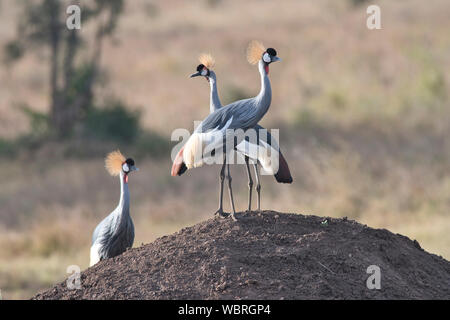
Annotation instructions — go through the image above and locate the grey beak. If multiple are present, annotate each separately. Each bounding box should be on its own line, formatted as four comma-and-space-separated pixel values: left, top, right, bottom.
190, 72, 201, 78
272, 56, 281, 62
131, 165, 139, 172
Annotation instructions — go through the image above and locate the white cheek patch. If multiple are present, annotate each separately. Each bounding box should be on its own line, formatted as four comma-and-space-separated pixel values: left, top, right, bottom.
122, 163, 129, 172
201, 68, 208, 76
263, 52, 271, 63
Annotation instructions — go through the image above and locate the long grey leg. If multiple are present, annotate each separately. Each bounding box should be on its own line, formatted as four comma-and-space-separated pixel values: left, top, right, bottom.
253, 163, 261, 211
215, 162, 227, 218
245, 156, 253, 212
226, 164, 237, 221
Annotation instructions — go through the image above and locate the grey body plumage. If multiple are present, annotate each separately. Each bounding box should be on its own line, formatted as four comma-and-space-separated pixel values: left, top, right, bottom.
91, 173, 134, 261
195, 61, 272, 134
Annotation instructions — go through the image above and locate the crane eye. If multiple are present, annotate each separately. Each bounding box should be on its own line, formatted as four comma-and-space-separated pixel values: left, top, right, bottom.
122, 163, 129, 173
262, 52, 271, 63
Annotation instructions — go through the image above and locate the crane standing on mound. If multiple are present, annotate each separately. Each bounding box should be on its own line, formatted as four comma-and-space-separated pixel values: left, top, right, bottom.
190, 52, 292, 212
171, 40, 287, 220
90, 150, 139, 266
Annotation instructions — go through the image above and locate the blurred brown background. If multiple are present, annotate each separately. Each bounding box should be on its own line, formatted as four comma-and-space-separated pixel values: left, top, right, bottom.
0, 0, 449, 299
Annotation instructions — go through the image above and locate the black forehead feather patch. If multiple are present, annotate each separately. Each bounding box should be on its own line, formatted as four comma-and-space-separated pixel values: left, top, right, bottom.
126, 158, 135, 166
267, 48, 277, 56
196, 64, 205, 72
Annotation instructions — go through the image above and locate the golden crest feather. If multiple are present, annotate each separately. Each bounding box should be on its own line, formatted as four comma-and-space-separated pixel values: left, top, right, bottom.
198, 53, 215, 69
247, 40, 266, 65
105, 150, 126, 176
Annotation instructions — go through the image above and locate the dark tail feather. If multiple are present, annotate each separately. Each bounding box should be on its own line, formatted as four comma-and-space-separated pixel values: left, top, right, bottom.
177, 163, 187, 176
274, 152, 293, 183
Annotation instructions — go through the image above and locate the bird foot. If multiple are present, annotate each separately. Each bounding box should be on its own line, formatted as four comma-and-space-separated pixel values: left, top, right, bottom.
214, 209, 227, 219
229, 212, 237, 221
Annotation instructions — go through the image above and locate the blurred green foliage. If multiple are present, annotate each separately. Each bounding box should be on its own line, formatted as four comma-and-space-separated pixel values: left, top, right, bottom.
0, 139, 16, 156
349, 0, 370, 7
294, 109, 319, 129
206, 0, 222, 8
83, 102, 140, 142
135, 131, 171, 159
3, 40, 24, 63
223, 85, 250, 105
20, 105, 50, 138
0, 100, 170, 159
144, 2, 159, 18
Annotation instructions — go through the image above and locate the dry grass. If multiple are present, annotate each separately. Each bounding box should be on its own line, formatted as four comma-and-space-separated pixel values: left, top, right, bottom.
0, 0, 450, 299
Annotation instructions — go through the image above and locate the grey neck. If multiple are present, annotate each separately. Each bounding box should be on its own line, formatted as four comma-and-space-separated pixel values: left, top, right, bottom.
208, 71, 222, 113
117, 171, 130, 218
254, 60, 272, 119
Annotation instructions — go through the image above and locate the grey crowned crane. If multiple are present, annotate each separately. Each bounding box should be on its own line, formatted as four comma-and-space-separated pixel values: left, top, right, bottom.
189, 52, 292, 212
171, 41, 289, 220
90, 150, 138, 266
188, 54, 236, 215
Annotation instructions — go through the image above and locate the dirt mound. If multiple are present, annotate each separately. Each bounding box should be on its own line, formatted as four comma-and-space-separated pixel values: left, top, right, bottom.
34, 211, 450, 300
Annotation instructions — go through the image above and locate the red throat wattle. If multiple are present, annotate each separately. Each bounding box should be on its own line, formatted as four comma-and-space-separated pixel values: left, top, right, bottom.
124, 174, 128, 184
264, 64, 269, 75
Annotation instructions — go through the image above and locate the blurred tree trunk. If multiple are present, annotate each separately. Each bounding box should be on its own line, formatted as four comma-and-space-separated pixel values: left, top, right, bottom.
47, 0, 64, 136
